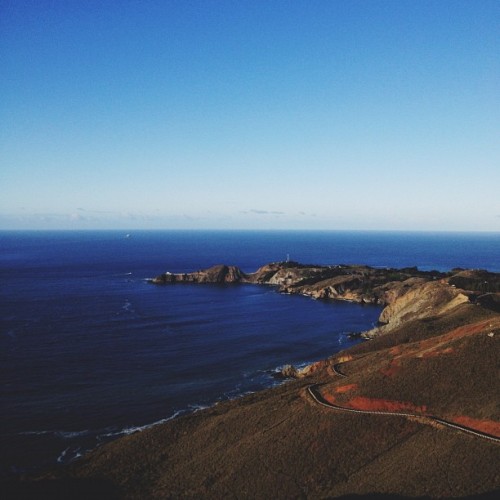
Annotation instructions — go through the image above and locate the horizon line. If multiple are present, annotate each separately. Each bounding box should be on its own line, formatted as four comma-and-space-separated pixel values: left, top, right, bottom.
1, 228, 499, 234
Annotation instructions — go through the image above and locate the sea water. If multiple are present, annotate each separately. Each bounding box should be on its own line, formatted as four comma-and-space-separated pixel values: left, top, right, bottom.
1, 230, 499, 474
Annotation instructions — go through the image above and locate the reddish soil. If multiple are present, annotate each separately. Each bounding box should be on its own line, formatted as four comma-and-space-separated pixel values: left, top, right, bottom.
322, 392, 337, 404
334, 383, 358, 394
419, 346, 454, 358
346, 396, 428, 414
452, 416, 500, 437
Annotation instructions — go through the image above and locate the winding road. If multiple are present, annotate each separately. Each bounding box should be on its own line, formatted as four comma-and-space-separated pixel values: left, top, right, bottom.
307, 383, 500, 444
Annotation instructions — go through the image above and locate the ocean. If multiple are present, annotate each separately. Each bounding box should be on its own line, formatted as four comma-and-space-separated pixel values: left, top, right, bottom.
1, 230, 499, 475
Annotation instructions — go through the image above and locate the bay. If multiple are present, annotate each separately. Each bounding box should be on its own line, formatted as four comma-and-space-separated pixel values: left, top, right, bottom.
1, 230, 499, 474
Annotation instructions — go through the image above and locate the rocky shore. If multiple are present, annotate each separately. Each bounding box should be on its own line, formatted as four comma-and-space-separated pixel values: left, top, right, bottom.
152, 261, 499, 338
6, 262, 500, 499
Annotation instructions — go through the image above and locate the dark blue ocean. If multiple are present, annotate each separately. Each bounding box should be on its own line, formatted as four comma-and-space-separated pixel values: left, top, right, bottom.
1, 230, 499, 475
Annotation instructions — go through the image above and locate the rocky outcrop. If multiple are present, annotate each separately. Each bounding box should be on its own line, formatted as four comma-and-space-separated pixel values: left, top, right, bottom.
152, 261, 446, 304
151, 262, 500, 341
277, 365, 299, 378
380, 280, 469, 325
359, 272, 500, 339
152, 262, 469, 337
151, 264, 247, 284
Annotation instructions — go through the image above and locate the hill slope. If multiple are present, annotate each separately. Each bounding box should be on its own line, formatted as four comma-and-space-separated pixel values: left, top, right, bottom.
7, 263, 500, 499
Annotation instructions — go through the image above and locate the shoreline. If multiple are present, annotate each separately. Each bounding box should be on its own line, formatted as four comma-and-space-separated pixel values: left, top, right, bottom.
27, 326, 369, 475
5, 261, 500, 498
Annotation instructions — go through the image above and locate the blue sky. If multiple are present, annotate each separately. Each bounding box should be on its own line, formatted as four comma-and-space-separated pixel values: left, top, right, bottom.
1, 0, 499, 231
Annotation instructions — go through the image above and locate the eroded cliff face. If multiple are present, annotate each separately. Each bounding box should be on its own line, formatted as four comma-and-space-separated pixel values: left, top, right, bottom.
363, 271, 500, 338
373, 280, 470, 332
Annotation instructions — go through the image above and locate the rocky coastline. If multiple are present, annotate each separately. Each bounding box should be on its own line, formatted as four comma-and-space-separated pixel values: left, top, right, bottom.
151, 261, 500, 340
6, 262, 500, 499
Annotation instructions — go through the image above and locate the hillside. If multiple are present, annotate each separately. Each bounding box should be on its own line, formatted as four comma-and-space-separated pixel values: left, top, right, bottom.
6, 263, 500, 499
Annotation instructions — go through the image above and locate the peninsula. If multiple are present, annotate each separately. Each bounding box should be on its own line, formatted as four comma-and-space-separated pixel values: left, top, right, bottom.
8, 262, 500, 499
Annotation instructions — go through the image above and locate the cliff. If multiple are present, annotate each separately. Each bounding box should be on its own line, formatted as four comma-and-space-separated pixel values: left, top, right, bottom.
152, 261, 447, 303
152, 262, 494, 339
8, 263, 500, 499
150, 264, 247, 284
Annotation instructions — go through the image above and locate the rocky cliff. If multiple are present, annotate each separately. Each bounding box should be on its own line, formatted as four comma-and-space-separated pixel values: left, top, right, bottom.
151, 264, 247, 284
152, 261, 446, 301
152, 262, 496, 339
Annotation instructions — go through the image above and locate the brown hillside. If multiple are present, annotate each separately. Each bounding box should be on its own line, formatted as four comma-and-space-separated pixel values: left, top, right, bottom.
6, 264, 500, 499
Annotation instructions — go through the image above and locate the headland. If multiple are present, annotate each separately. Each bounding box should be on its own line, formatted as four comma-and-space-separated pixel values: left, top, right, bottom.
6, 262, 500, 499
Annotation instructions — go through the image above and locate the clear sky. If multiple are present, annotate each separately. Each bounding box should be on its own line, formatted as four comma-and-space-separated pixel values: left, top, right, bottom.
1, 0, 499, 231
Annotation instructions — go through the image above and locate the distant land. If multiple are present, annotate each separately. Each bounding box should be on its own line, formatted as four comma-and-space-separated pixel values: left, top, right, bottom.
6, 262, 500, 499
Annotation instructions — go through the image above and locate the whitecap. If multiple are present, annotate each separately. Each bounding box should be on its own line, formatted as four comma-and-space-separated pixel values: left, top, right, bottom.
57, 447, 70, 463
99, 410, 185, 439
219, 384, 262, 401
20, 430, 54, 436
55, 430, 91, 439
188, 403, 209, 412
57, 446, 83, 464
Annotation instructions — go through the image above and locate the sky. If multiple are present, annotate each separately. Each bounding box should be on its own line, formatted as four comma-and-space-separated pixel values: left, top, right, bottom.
1, 0, 499, 231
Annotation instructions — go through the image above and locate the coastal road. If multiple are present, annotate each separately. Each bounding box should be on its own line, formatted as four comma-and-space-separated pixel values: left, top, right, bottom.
307, 383, 500, 444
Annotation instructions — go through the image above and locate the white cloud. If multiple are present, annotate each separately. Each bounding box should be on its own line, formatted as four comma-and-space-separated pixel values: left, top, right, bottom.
247, 209, 285, 215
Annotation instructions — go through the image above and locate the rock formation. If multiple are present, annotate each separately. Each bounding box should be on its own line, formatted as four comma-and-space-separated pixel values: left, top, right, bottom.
152, 262, 496, 339
151, 264, 247, 284
151, 261, 447, 303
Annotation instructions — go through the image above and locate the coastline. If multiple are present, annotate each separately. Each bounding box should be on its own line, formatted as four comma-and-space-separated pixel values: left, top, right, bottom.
6, 261, 499, 498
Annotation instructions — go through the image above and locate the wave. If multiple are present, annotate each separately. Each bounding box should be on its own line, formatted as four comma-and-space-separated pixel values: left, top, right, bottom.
18, 385, 279, 469
188, 403, 210, 412
55, 430, 91, 439
221, 389, 256, 401
57, 447, 70, 463
99, 410, 186, 439
269, 360, 312, 375
19, 430, 54, 436
97, 402, 218, 442
57, 446, 83, 464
